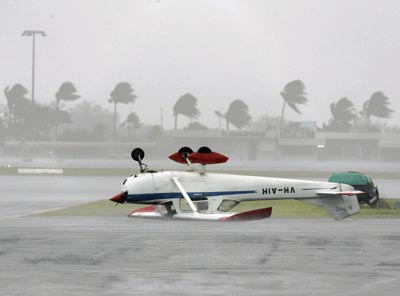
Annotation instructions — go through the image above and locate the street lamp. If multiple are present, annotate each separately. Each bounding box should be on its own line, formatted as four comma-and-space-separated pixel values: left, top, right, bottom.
22, 30, 46, 103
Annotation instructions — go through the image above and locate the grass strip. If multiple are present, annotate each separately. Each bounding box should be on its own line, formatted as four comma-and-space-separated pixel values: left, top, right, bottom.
36, 199, 400, 219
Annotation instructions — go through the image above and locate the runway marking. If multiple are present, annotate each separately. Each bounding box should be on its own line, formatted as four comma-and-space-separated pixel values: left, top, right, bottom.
17, 168, 64, 175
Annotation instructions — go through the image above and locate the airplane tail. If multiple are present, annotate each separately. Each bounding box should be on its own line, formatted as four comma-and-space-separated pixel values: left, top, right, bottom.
298, 194, 360, 220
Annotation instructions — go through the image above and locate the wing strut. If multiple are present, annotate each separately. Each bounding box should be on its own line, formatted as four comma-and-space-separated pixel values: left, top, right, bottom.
171, 177, 198, 214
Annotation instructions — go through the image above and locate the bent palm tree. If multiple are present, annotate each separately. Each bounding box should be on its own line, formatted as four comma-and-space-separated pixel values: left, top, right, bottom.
173, 93, 200, 130
225, 99, 252, 130
4, 84, 29, 124
329, 97, 357, 132
363, 91, 393, 129
109, 82, 137, 141
55, 82, 80, 141
280, 80, 307, 135
121, 112, 141, 129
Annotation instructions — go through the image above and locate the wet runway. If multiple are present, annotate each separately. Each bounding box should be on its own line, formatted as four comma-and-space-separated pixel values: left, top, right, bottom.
1, 175, 400, 295
0, 176, 121, 218
1, 217, 400, 295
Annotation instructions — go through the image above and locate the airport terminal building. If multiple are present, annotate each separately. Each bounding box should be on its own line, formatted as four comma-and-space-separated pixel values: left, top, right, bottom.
1, 129, 400, 162
169, 130, 400, 162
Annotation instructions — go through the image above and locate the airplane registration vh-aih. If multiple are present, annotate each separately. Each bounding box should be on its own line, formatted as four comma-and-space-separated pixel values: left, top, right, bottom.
110, 147, 363, 221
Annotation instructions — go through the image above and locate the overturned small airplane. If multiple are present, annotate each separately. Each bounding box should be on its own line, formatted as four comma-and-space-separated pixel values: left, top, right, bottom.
110, 147, 363, 221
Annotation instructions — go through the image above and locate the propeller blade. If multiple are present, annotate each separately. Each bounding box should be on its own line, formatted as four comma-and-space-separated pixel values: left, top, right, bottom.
109, 192, 127, 204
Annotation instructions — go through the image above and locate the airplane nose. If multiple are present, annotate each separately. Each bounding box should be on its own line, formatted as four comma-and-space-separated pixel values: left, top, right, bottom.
110, 191, 127, 204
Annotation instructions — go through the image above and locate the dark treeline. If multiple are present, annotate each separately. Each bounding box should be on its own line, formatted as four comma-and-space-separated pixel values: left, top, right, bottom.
0, 79, 396, 143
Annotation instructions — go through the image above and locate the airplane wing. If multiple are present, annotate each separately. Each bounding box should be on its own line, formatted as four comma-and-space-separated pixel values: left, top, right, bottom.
128, 205, 272, 221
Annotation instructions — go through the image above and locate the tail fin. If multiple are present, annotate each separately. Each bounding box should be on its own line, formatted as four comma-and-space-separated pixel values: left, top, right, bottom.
299, 194, 360, 220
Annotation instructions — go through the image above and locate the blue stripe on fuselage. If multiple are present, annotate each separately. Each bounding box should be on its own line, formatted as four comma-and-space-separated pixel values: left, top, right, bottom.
126, 190, 256, 203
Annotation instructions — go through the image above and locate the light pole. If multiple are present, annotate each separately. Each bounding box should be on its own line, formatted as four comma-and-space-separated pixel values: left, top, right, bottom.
22, 30, 46, 104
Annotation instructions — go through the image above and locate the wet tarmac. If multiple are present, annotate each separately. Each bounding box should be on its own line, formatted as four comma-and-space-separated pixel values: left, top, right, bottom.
0, 176, 121, 218
1, 174, 400, 295
2, 157, 400, 172
1, 217, 400, 296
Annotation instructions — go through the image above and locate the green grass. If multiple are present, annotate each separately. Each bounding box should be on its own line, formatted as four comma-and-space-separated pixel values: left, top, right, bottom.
233, 199, 400, 219
233, 200, 331, 218
36, 199, 400, 219
37, 200, 142, 217
357, 200, 400, 218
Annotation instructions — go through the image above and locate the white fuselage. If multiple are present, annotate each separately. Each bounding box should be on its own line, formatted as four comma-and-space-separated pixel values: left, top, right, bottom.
122, 171, 354, 204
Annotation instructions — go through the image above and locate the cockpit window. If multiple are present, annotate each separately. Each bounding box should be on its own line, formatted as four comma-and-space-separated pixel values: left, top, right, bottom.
122, 179, 127, 185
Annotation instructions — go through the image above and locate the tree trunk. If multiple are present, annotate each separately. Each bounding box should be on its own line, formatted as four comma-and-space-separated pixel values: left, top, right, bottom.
174, 114, 178, 130
280, 101, 286, 136
113, 102, 117, 142
55, 100, 59, 142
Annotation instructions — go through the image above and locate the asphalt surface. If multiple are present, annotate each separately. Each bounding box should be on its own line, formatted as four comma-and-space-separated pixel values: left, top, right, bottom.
1, 217, 400, 296
1, 174, 400, 295
2, 156, 400, 172
0, 176, 121, 218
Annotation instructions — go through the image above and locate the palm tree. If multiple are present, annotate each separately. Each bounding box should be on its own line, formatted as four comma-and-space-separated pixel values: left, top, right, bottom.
122, 112, 141, 129
362, 91, 393, 129
55, 82, 80, 141
329, 97, 357, 132
28, 103, 71, 139
121, 112, 141, 139
109, 82, 137, 141
4, 84, 72, 140
280, 80, 307, 135
225, 99, 252, 130
4, 84, 29, 124
172, 93, 200, 130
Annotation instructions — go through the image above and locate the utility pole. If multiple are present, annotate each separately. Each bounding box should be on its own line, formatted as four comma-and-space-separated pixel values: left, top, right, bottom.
160, 107, 164, 130
22, 30, 46, 103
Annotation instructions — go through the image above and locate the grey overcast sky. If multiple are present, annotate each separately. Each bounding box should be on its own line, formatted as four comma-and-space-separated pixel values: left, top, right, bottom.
1, 0, 400, 129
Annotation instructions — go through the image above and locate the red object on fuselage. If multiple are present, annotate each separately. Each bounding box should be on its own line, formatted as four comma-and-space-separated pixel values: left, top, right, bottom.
168, 151, 228, 165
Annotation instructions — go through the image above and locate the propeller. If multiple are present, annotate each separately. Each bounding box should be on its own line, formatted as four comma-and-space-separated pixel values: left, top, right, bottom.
110, 191, 127, 205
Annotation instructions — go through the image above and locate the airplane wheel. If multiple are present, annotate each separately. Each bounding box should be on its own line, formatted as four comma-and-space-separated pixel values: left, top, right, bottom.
178, 146, 193, 154
178, 146, 193, 158
197, 146, 212, 153
131, 148, 145, 162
